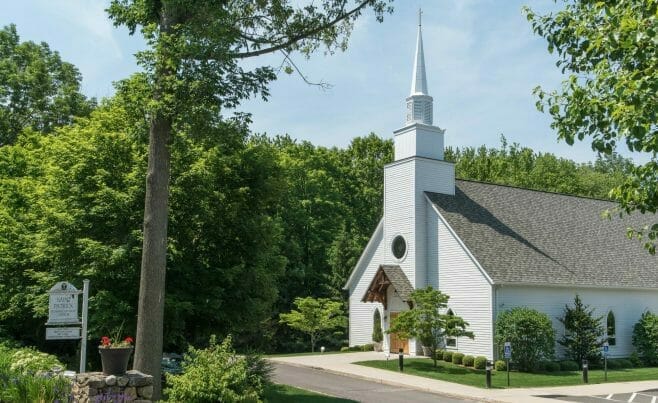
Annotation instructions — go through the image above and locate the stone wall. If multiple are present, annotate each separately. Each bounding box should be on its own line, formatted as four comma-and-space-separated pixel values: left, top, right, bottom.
72, 370, 153, 402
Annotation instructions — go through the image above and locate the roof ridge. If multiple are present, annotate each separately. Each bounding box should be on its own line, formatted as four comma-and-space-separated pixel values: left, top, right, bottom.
453, 178, 615, 203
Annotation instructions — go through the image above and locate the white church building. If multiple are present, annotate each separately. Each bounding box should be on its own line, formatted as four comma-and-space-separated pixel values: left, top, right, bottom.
344, 16, 658, 360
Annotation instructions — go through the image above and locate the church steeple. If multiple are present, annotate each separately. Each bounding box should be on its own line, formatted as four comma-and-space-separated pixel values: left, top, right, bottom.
411, 9, 428, 95
405, 9, 433, 126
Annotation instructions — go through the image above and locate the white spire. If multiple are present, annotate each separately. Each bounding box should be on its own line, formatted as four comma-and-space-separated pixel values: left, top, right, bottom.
411, 9, 428, 95
405, 8, 433, 126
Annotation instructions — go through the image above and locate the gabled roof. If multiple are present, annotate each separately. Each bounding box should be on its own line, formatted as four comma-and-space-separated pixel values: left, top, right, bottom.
427, 180, 658, 289
362, 265, 414, 309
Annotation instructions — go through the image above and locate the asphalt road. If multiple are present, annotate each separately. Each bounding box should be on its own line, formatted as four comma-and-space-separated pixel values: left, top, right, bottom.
542, 388, 658, 403
272, 362, 477, 403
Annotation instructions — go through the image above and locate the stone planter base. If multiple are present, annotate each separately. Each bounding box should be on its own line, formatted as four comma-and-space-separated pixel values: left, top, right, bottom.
72, 371, 153, 403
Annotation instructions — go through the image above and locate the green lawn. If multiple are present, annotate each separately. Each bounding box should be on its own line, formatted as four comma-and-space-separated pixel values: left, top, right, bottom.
356, 359, 658, 389
263, 384, 356, 402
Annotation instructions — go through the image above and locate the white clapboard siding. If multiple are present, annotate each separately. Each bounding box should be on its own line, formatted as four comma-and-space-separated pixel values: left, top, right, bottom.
428, 202, 494, 359
496, 285, 658, 359
348, 222, 385, 347
384, 160, 416, 286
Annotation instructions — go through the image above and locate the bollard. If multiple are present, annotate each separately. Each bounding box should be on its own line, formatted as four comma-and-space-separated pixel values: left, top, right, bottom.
485, 360, 493, 389
398, 348, 404, 372
582, 359, 588, 384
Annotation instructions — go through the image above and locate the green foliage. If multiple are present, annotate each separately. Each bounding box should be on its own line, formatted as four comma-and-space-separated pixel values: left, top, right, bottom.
495, 307, 555, 372
165, 335, 267, 403
0, 345, 71, 402
525, 1, 658, 254
494, 360, 507, 371
279, 297, 347, 353
445, 136, 629, 200
452, 352, 464, 365
630, 351, 643, 367
632, 311, 658, 366
558, 295, 604, 367
372, 309, 383, 343
462, 355, 474, 367
442, 351, 454, 362
387, 287, 473, 367
543, 361, 561, 372
474, 356, 487, 370
559, 361, 579, 372
9, 347, 63, 375
0, 24, 94, 145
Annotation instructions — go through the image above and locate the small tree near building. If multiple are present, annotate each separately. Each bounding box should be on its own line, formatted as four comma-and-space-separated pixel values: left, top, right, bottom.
559, 295, 604, 368
279, 297, 347, 353
387, 287, 473, 367
495, 307, 555, 372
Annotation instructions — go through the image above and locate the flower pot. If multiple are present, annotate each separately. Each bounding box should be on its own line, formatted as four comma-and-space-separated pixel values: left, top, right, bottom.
99, 347, 133, 375
373, 341, 383, 352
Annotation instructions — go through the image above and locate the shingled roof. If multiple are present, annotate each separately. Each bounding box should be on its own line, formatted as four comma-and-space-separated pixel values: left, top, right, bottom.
426, 180, 658, 288
362, 265, 414, 308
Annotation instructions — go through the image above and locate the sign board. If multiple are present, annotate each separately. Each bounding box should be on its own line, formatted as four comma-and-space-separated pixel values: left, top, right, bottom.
46, 282, 79, 325
46, 327, 81, 340
603, 342, 609, 356
504, 342, 512, 359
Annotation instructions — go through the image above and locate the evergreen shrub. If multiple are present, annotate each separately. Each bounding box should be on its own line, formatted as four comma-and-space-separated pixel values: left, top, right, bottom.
494, 360, 506, 371
544, 361, 560, 372
474, 356, 487, 370
559, 360, 579, 371
462, 355, 474, 367
633, 311, 658, 366
443, 351, 454, 362
452, 352, 464, 365
617, 359, 633, 368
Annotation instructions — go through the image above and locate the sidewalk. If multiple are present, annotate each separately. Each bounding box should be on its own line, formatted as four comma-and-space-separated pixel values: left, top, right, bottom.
269, 352, 658, 403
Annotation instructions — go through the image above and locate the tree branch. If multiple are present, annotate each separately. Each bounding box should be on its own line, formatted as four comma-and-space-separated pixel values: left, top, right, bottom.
232, 0, 374, 59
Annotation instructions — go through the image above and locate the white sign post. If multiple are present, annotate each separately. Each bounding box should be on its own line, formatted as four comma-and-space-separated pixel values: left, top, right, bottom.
45, 280, 89, 373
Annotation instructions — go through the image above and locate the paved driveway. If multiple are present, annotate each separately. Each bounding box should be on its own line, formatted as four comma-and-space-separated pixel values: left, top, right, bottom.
542, 388, 658, 402
273, 362, 476, 403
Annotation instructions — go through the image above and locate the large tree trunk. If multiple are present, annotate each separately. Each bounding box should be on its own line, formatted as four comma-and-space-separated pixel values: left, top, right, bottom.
134, 113, 171, 399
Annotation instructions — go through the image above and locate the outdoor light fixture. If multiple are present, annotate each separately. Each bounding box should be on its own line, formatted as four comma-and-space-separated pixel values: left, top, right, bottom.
320, 346, 325, 354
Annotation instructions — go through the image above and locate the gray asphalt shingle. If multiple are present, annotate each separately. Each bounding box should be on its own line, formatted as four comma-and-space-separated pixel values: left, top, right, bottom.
426, 180, 658, 288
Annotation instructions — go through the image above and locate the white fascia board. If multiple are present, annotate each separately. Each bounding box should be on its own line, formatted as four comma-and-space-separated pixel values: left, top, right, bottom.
426, 194, 494, 286
343, 219, 383, 291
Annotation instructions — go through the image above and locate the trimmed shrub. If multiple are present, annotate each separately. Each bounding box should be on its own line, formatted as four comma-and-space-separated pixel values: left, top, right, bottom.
633, 311, 658, 366
462, 355, 474, 367
474, 356, 487, 370
630, 351, 643, 367
452, 352, 465, 365
435, 349, 445, 361
340, 346, 350, 352
617, 359, 633, 368
606, 359, 621, 369
544, 361, 560, 372
495, 307, 555, 372
443, 351, 454, 362
494, 360, 507, 371
372, 310, 383, 343
559, 360, 579, 371
360, 344, 374, 352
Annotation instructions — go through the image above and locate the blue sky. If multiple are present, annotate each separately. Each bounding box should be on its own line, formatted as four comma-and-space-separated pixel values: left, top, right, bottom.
1, 0, 645, 164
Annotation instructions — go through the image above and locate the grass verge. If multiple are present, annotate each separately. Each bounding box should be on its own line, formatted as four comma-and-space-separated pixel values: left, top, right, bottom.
263, 384, 356, 402
355, 359, 658, 389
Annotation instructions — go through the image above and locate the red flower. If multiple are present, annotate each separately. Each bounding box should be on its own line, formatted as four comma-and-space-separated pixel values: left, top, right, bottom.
101, 336, 111, 346
124, 337, 134, 344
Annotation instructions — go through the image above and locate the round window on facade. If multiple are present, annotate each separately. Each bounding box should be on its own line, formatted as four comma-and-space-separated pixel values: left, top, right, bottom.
392, 235, 407, 260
